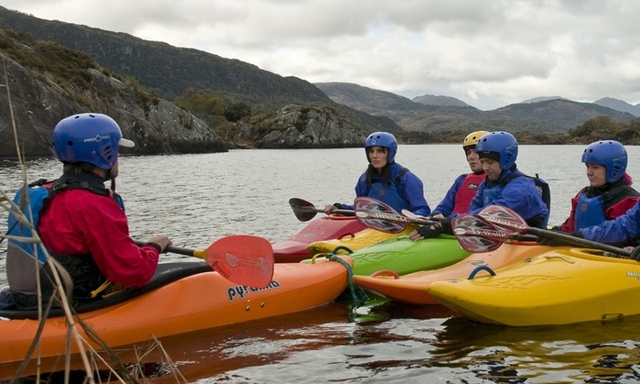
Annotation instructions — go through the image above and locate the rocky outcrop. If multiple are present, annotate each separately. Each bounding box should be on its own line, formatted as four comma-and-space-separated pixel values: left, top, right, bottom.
0, 50, 227, 158
230, 105, 367, 149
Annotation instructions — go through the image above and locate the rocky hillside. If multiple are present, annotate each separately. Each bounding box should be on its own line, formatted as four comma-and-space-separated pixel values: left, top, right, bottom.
0, 27, 380, 158
229, 104, 367, 149
0, 29, 228, 158
0, 6, 399, 137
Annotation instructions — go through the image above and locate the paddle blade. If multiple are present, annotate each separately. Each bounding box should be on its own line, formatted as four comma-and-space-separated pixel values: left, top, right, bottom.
400, 209, 430, 223
289, 198, 320, 222
206, 235, 274, 288
451, 214, 505, 253
354, 196, 407, 233
477, 205, 528, 233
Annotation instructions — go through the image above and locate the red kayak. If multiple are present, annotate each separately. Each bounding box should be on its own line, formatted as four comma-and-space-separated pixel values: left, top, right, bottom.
272, 216, 367, 263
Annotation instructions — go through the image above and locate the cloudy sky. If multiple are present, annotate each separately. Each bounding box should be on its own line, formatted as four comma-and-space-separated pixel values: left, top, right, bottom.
3, 0, 640, 110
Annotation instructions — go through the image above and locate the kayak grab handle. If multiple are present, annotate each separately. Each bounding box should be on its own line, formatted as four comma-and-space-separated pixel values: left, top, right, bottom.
331, 246, 353, 255
467, 265, 496, 279
370, 270, 400, 279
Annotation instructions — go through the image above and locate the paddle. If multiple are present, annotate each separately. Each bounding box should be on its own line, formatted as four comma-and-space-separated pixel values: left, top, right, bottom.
289, 198, 355, 222
449, 214, 505, 252
354, 197, 510, 251
135, 235, 274, 288
476, 205, 633, 257
353, 198, 539, 252
353, 196, 437, 234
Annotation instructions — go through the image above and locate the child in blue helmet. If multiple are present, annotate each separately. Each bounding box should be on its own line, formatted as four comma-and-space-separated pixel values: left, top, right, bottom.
325, 132, 430, 217
541, 140, 640, 247
413, 131, 549, 240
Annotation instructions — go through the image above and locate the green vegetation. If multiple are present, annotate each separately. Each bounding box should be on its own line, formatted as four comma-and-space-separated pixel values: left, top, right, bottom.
568, 115, 640, 144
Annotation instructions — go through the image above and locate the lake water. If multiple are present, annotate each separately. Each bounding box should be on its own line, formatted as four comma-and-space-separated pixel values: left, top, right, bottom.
1, 145, 640, 383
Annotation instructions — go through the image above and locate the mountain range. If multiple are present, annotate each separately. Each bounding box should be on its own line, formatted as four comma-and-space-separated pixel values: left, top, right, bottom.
0, 5, 638, 138
314, 82, 636, 133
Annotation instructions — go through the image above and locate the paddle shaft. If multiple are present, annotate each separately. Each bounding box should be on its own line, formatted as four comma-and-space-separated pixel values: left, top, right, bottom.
477, 205, 633, 257
320, 207, 356, 216
526, 227, 632, 256
134, 241, 207, 258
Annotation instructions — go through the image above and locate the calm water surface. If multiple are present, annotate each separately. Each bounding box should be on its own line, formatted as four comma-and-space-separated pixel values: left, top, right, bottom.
2, 145, 640, 383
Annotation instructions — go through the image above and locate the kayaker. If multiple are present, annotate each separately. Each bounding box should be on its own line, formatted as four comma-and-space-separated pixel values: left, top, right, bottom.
410, 131, 549, 240
427, 130, 488, 219
540, 140, 640, 247
567, 200, 640, 257
0, 113, 172, 310
324, 131, 431, 217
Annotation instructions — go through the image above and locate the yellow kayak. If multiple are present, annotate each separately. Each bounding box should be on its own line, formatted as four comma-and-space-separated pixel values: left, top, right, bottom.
307, 226, 418, 255
353, 241, 556, 304
428, 248, 640, 326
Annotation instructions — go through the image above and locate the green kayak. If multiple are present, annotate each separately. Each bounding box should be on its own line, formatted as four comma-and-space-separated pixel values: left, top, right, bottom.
305, 235, 470, 276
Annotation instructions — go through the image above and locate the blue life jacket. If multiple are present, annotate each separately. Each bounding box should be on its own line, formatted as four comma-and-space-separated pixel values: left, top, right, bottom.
367, 168, 409, 213
574, 184, 640, 230
574, 193, 608, 229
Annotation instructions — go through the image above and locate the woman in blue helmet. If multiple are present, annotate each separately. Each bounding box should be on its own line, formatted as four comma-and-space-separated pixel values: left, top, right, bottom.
414, 131, 548, 240
324, 132, 430, 216
2, 113, 172, 310
540, 140, 640, 247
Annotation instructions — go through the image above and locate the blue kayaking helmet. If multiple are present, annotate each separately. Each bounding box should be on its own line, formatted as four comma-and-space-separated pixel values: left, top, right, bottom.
365, 132, 398, 163
581, 140, 627, 183
52, 113, 134, 169
476, 131, 518, 170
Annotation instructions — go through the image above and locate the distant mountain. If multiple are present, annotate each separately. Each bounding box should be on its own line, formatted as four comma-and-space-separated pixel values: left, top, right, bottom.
593, 97, 640, 117
0, 6, 400, 135
491, 99, 635, 130
315, 82, 636, 133
412, 94, 470, 107
315, 82, 429, 113
519, 96, 568, 104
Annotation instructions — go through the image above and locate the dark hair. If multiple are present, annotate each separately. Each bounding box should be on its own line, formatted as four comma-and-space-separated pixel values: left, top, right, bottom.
365, 163, 392, 187
63, 162, 96, 175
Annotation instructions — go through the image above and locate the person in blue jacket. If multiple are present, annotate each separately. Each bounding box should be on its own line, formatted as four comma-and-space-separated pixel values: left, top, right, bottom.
325, 131, 430, 216
569, 201, 640, 255
548, 140, 639, 232
429, 130, 488, 218
412, 131, 549, 240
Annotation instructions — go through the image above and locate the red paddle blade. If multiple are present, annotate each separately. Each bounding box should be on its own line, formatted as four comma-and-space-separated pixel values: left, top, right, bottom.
354, 196, 407, 233
206, 235, 274, 288
451, 214, 506, 253
477, 205, 528, 233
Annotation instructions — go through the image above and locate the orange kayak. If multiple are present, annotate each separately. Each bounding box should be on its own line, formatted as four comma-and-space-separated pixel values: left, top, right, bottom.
272, 216, 366, 262
352, 241, 558, 304
0, 257, 352, 365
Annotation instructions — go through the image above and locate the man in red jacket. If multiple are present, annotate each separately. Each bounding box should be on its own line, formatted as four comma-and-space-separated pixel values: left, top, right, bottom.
3, 113, 172, 309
